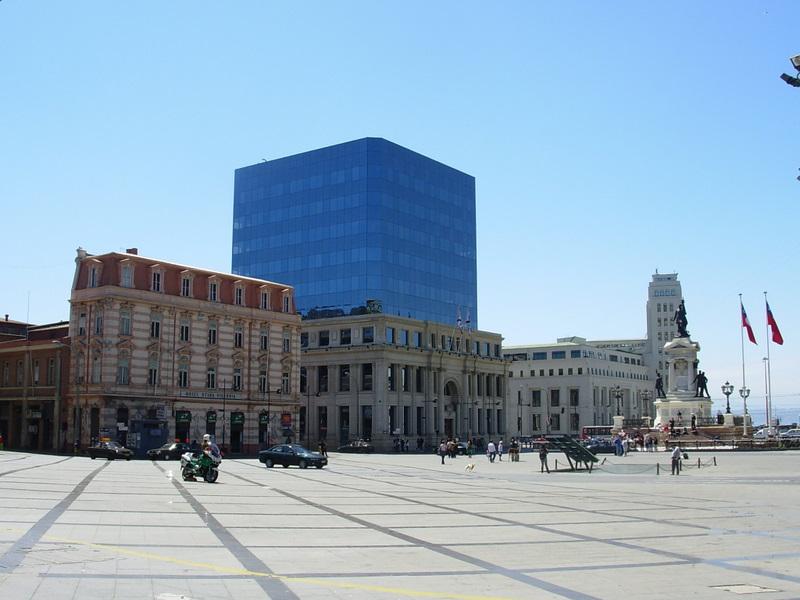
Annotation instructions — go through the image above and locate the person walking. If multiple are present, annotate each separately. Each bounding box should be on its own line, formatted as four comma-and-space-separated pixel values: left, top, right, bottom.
539, 443, 550, 473
438, 440, 447, 465
671, 445, 683, 475
486, 440, 497, 463
497, 439, 504, 461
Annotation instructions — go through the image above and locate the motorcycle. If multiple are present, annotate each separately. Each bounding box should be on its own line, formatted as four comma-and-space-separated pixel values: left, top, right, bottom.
180, 450, 221, 483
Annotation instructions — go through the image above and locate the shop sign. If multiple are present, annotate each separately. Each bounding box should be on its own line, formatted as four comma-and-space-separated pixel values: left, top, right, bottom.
259, 412, 270, 425
280, 413, 292, 428
231, 412, 245, 425
176, 410, 191, 424
206, 411, 217, 423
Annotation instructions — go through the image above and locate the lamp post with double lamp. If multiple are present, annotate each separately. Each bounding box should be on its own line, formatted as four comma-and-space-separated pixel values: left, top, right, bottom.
611, 385, 623, 417
739, 386, 750, 437
721, 381, 734, 415
641, 390, 652, 419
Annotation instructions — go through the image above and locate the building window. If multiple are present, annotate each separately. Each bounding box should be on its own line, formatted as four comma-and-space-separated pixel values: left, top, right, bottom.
32, 360, 40, 385
362, 363, 373, 391
234, 326, 243, 348
388, 365, 396, 391
260, 290, 270, 309
532, 352, 547, 360
258, 369, 267, 393
235, 287, 244, 306
208, 281, 218, 302
318, 366, 328, 392
78, 312, 86, 336
340, 328, 351, 345
2, 361, 9, 386
206, 367, 216, 389
319, 330, 329, 347
150, 315, 161, 339
531, 390, 541, 407
152, 271, 162, 292
339, 365, 350, 392
550, 389, 560, 407
75, 355, 84, 384
570, 388, 580, 406
577, 368, 583, 375
260, 328, 269, 351
90, 355, 101, 384
570, 350, 581, 358
300, 332, 308, 348
282, 329, 291, 352
89, 266, 98, 288
121, 264, 133, 288
402, 366, 410, 392
180, 318, 191, 342
178, 362, 189, 388
46, 358, 56, 385
416, 368, 424, 393
117, 355, 130, 385
362, 326, 374, 344
552, 351, 566, 359
400, 329, 409, 346
181, 277, 191, 297
386, 327, 395, 344
414, 331, 422, 347
233, 367, 242, 390
120, 310, 131, 336
208, 321, 217, 345
550, 414, 560, 431
281, 372, 290, 393
148, 355, 159, 386
94, 312, 103, 335
282, 295, 290, 312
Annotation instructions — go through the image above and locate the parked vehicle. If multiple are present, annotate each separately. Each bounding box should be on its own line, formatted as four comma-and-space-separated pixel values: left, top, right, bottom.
779, 428, 800, 439
259, 444, 328, 469
147, 442, 192, 460
180, 450, 221, 483
88, 441, 133, 461
582, 438, 616, 454
336, 440, 374, 453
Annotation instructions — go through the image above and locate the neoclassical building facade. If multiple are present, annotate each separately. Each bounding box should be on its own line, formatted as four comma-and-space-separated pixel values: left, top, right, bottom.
68, 247, 300, 455
300, 314, 508, 451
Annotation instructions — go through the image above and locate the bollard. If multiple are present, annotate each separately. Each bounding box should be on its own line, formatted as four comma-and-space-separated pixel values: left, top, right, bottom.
656, 462, 660, 475
713, 456, 717, 466
697, 457, 701, 469
555, 459, 558, 470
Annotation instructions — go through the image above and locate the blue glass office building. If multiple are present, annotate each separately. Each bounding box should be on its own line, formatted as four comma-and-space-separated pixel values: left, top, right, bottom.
232, 138, 477, 327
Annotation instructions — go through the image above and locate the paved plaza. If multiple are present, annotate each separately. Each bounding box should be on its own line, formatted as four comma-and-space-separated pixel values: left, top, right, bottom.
0, 449, 799, 600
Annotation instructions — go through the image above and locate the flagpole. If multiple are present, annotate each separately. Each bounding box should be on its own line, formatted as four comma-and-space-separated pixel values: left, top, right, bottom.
764, 292, 773, 435
739, 294, 749, 438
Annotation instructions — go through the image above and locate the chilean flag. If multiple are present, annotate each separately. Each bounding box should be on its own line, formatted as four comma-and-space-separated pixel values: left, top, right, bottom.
741, 301, 757, 345
767, 301, 784, 345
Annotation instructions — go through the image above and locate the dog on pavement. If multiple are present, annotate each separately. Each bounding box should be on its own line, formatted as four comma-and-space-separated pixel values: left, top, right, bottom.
464, 463, 476, 473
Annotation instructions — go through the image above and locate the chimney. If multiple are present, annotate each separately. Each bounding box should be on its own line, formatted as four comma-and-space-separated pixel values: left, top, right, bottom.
126, 248, 138, 255
4, 314, 8, 322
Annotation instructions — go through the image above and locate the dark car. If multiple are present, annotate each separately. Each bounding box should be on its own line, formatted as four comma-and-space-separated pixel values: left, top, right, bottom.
259, 444, 328, 469
88, 441, 133, 461
147, 442, 192, 460
336, 440, 375, 453
583, 438, 616, 455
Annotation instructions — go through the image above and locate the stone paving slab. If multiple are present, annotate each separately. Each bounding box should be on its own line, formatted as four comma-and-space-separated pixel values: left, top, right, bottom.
1, 449, 800, 599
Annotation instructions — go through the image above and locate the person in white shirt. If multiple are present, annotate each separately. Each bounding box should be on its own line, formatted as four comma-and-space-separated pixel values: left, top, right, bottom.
671, 445, 683, 475
486, 440, 497, 463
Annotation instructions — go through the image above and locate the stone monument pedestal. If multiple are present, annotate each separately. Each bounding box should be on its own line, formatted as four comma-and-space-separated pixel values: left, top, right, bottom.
653, 337, 713, 428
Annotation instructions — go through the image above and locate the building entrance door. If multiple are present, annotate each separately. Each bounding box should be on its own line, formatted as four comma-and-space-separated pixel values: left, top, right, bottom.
338, 406, 350, 445
444, 418, 453, 439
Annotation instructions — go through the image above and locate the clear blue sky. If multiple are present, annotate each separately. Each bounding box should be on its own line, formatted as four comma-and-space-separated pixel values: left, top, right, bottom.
1, 2, 797, 418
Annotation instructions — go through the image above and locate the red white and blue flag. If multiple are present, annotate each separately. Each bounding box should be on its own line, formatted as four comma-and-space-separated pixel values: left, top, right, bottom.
741, 301, 757, 345
766, 301, 784, 345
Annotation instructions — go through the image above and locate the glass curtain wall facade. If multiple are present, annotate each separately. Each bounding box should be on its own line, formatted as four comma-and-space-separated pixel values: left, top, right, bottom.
232, 138, 477, 327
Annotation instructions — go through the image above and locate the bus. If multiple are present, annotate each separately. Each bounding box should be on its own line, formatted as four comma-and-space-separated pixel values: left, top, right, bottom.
581, 425, 614, 440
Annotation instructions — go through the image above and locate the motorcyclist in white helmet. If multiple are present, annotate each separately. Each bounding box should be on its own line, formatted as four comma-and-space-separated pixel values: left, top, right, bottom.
202, 434, 221, 459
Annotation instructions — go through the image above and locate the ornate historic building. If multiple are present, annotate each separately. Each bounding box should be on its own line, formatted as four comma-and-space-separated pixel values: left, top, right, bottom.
68, 247, 300, 456
300, 314, 508, 451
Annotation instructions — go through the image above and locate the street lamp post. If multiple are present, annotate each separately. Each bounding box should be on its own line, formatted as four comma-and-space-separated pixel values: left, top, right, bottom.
739, 385, 750, 437
641, 390, 652, 419
221, 378, 227, 451
721, 381, 734, 415
611, 385, 623, 417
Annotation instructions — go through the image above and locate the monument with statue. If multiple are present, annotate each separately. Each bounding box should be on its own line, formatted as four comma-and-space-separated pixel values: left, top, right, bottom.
651, 300, 713, 429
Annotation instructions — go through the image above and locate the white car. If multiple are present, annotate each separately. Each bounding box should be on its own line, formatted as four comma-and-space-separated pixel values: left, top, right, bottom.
752, 429, 771, 439
779, 428, 800, 438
